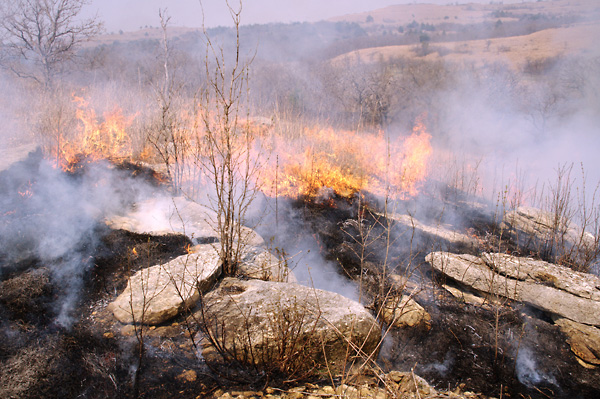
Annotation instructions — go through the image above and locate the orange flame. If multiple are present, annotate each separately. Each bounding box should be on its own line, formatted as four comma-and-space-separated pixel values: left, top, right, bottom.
43, 92, 432, 201
258, 117, 432, 200
53, 96, 136, 170
18, 181, 34, 198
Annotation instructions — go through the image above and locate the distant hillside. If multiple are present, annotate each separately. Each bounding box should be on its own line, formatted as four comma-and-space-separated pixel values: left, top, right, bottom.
332, 22, 600, 70
329, 0, 600, 29
327, 0, 600, 69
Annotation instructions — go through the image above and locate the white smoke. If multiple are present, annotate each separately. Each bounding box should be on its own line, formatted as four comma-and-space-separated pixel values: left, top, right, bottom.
0, 154, 158, 327
515, 347, 556, 388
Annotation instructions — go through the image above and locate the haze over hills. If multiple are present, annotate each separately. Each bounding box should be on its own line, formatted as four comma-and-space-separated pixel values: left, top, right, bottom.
326, 0, 600, 67
90, 0, 600, 67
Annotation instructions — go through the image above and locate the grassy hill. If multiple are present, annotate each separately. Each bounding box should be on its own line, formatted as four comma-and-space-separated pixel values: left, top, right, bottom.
328, 0, 600, 68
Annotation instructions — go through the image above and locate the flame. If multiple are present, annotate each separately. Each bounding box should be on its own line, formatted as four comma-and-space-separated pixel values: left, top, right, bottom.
132, 247, 138, 256
18, 181, 34, 198
42, 92, 432, 201
52, 95, 136, 170
397, 117, 432, 197
258, 117, 432, 200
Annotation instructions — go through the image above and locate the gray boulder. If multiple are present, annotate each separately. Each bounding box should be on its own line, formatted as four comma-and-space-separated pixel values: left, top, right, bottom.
238, 246, 297, 282
198, 278, 381, 373
106, 196, 264, 247
109, 244, 221, 325
387, 212, 478, 251
426, 252, 600, 326
501, 206, 597, 267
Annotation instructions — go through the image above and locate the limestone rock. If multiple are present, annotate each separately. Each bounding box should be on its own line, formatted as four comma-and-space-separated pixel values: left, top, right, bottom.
381, 295, 431, 330
106, 196, 264, 247
387, 212, 479, 251
387, 371, 435, 397
501, 206, 596, 265
238, 247, 297, 282
199, 278, 381, 373
426, 252, 600, 326
554, 317, 600, 367
109, 244, 221, 324
442, 284, 487, 306
480, 252, 600, 301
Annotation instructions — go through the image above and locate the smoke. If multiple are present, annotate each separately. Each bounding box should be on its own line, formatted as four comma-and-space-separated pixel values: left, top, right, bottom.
421, 352, 454, 377
515, 347, 556, 388
434, 54, 600, 210
249, 195, 359, 302
0, 152, 158, 327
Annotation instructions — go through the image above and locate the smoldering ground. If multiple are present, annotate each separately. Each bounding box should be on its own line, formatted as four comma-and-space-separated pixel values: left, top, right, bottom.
0, 151, 160, 327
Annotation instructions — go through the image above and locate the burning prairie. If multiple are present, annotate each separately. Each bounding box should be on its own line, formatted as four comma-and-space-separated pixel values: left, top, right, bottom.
1, 0, 600, 398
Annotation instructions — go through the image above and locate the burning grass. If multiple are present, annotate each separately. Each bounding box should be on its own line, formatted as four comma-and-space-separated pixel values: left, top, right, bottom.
258, 117, 432, 200
38, 94, 434, 203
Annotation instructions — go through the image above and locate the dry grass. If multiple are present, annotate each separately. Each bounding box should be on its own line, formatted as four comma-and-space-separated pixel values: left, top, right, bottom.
333, 22, 600, 71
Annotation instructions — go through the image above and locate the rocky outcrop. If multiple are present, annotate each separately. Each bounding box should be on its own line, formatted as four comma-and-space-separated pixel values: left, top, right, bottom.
238, 246, 297, 282
501, 206, 597, 266
210, 369, 487, 399
106, 196, 264, 247
109, 244, 221, 324
554, 317, 600, 368
426, 252, 600, 326
199, 278, 381, 373
387, 212, 479, 251
380, 294, 431, 330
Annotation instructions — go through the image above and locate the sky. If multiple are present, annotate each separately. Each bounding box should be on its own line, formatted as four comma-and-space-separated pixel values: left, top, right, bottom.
82, 0, 522, 33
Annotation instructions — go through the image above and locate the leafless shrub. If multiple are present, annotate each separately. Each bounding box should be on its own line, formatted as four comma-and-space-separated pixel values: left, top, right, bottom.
0, 0, 102, 89
144, 10, 200, 195
194, 1, 261, 276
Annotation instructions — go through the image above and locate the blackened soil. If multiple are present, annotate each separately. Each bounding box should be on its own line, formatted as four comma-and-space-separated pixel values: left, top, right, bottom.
298, 194, 600, 399
383, 297, 600, 398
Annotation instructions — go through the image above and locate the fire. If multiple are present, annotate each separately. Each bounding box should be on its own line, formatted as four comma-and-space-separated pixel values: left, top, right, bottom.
18, 180, 34, 198
396, 117, 432, 197
52, 95, 136, 170
41, 91, 431, 201
258, 117, 432, 200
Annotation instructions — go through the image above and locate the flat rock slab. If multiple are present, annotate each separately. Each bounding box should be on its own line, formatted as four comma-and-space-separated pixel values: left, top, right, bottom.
109, 244, 221, 325
501, 206, 596, 263
426, 252, 600, 326
199, 278, 381, 373
105, 196, 264, 247
387, 213, 478, 250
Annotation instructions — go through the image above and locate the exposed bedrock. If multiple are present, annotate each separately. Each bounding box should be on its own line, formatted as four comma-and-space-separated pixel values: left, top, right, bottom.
198, 278, 381, 373
427, 251, 600, 367
106, 196, 264, 247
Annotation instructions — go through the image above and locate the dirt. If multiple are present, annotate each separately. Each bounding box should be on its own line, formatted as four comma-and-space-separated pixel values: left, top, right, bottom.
298, 192, 600, 399
1, 152, 599, 398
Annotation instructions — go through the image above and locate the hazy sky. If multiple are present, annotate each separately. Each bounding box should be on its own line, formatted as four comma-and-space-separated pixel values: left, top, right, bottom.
84, 0, 521, 33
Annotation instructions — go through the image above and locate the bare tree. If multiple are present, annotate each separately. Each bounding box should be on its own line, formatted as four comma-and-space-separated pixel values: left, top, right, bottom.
0, 0, 102, 88
196, 0, 260, 276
